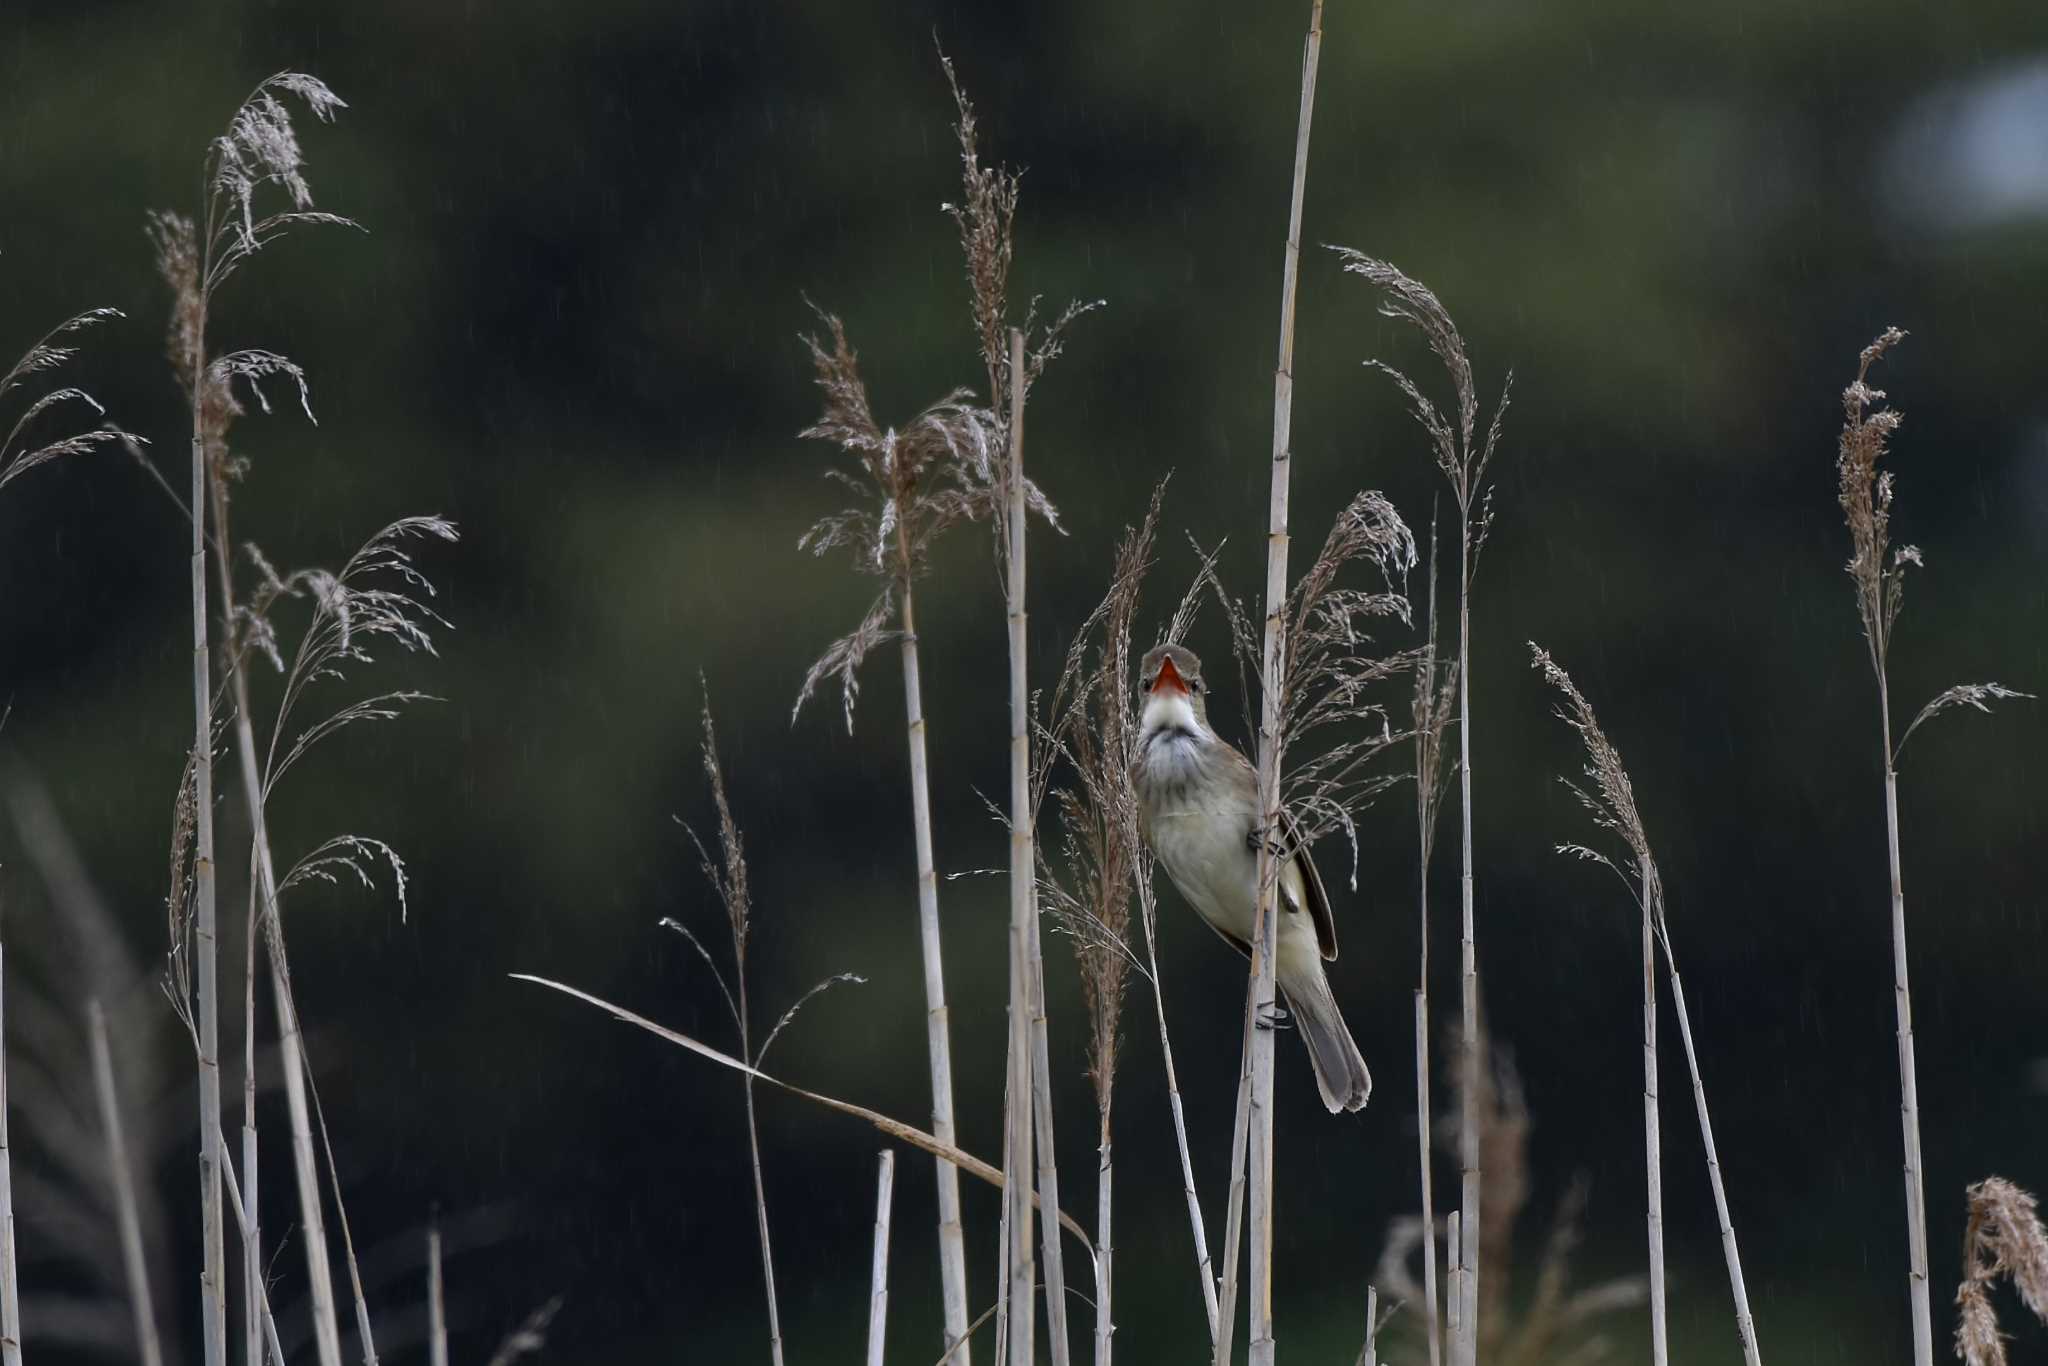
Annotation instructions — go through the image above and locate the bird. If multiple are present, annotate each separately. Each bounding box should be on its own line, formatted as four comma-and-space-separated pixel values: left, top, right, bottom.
1132, 642, 1372, 1113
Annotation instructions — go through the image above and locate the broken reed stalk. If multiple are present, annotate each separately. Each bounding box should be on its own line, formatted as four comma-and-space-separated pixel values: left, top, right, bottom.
1641, 854, 1667, 1366
0, 947, 17, 1366
868, 1151, 896, 1366
1245, 5, 1323, 1362
428, 1216, 449, 1366
1530, 645, 1758, 1365
89, 1001, 166, 1366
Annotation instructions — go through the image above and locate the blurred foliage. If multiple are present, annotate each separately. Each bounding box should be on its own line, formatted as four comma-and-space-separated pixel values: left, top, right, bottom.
1, 0, 2045, 1360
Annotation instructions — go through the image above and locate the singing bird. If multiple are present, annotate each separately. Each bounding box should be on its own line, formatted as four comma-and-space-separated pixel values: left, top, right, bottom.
1133, 643, 1372, 1113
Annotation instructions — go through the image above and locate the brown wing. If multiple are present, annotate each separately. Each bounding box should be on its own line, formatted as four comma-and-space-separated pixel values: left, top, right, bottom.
1279, 811, 1339, 960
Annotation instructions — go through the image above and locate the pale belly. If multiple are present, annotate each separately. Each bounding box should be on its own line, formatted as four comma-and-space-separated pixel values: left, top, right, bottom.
1149, 796, 1324, 983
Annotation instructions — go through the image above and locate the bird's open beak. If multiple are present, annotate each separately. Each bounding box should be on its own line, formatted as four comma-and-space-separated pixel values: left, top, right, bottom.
1150, 655, 1189, 696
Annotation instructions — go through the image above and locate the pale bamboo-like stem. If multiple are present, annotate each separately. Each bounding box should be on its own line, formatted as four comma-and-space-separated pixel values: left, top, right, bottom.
738, 958, 784, 1366
1413, 991, 1440, 1366
189, 348, 229, 1366
1878, 682, 1934, 1366
208, 474, 347, 1366
897, 580, 973, 1363
1451, 501, 1479, 1366
89, 1001, 166, 1366
1093, 1119, 1113, 1366
1213, 983, 1255, 1366
1028, 904, 1071, 1366
240, 884, 260, 1366
0, 947, 20, 1366
1002, 325, 1038, 1366
428, 1217, 448, 1366
1665, 968, 1761, 1366
1137, 889, 1218, 1340
868, 1151, 896, 1366
1642, 858, 1667, 1366
216, 1134, 290, 1366
1246, 7, 1323, 1363
1359, 1285, 1379, 1366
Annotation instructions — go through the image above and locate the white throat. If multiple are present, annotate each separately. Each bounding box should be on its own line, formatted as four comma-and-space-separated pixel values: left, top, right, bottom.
1140, 688, 1204, 740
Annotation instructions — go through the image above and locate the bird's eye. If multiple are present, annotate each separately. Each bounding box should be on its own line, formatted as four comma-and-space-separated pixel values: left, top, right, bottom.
1191, 680, 1206, 694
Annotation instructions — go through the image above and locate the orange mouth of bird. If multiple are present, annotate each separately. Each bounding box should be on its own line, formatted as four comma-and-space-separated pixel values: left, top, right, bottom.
1151, 655, 1189, 696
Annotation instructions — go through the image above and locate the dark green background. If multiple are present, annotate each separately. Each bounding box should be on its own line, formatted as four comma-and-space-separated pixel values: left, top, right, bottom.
3, 1, 2045, 1361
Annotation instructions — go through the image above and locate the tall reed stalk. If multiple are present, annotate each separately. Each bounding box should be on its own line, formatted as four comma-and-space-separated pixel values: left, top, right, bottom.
150, 74, 385, 1366
867, 1151, 896, 1366
1227, 6, 1323, 1362
1829, 328, 2025, 1366
1337, 250, 1511, 1366
1001, 325, 1042, 1366
1531, 644, 1760, 1365
1410, 518, 1456, 1366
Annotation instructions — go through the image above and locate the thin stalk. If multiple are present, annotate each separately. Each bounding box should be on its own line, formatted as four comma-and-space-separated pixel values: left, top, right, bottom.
1137, 894, 1218, 1340
1414, 991, 1440, 1366
1027, 894, 1070, 1366
88, 1001, 165, 1366
1002, 325, 1038, 1366
738, 961, 784, 1366
1247, 6, 1324, 1362
1359, 1285, 1379, 1366
1213, 982, 1255, 1366
1452, 505, 1479, 1366
1665, 969, 1760, 1365
207, 474, 346, 1366
1642, 860, 1667, 1366
428, 1217, 448, 1366
216, 1133, 290, 1366
0, 947, 19, 1366
868, 1151, 896, 1366
897, 578, 973, 1362
1879, 683, 1934, 1366
1093, 1118, 1113, 1366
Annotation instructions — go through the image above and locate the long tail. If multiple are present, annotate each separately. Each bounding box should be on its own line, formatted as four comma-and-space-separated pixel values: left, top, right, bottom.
1283, 962, 1371, 1114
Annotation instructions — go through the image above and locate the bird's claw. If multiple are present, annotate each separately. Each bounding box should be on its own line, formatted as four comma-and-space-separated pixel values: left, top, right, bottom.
1244, 823, 1290, 861
1254, 1001, 1292, 1033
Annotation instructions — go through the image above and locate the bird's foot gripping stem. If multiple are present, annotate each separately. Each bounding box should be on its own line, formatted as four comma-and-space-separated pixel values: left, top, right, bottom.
1254, 1000, 1292, 1033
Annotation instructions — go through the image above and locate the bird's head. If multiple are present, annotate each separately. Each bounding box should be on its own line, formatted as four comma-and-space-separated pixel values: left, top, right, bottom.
1138, 643, 1211, 734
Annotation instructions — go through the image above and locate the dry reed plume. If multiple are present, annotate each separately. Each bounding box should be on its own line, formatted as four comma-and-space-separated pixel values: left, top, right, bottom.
1, 308, 125, 499
1955, 1176, 2048, 1366
663, 695, 864, 1366
1531, 645, 1761, 1365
